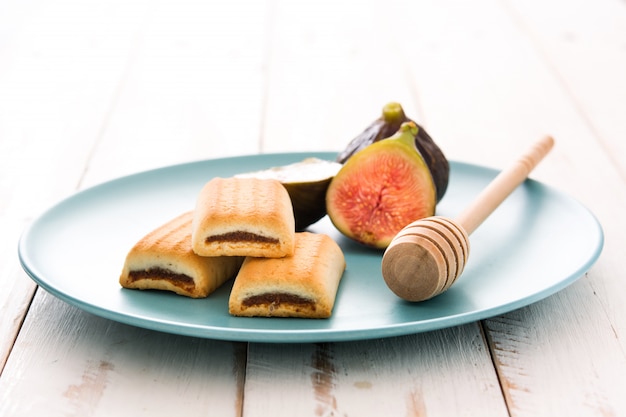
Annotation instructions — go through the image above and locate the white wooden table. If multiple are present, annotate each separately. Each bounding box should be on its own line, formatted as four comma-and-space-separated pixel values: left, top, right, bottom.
1, 0, 625, 415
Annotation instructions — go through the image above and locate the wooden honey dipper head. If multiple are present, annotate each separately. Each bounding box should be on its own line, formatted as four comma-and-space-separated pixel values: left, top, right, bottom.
382, 136, 555, 302
382, 216, 469, 301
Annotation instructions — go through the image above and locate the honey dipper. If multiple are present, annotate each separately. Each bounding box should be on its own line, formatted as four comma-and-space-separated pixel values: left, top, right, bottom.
381, 136, 555, 302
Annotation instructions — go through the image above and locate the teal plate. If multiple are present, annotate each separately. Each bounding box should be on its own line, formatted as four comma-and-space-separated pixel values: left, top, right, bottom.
18, 152, 604, 343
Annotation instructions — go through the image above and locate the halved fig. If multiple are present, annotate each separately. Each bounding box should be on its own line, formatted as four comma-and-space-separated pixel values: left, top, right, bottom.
326, 122, 436, 249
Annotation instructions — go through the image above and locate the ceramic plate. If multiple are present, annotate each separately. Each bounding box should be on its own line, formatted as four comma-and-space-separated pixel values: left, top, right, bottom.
18, 152, 604, 343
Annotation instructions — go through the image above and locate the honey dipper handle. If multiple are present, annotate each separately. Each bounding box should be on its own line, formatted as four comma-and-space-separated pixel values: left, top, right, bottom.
455, 136, 555, 235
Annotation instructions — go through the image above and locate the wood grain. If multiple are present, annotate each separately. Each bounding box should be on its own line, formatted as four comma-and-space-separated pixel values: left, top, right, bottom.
485, 281, 626, 416
0, 291, 246, 417
80, 0, 269, 186
392, 0, 626, 415
504, 0, 626, 178
0, 0, 148, 370
1, 0, 625, 415
260, 0, 422, 153
244, 325, 509, 417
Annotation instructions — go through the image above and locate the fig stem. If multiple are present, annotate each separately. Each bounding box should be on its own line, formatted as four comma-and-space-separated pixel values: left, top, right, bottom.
398, 121, 418, 137
382, 102, 406, 124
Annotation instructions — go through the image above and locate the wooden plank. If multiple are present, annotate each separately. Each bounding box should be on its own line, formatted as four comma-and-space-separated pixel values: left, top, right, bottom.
503, 0, 626, 177
80, 0, 269, 186
243, 2, 508, 415
244, 325, 509, 417
0, 0, 149, 371
0, 291, 246, 417
388, 0, 565, 167
260, 0, 423, 154
485, 280, 626, 416
390, 0, 626, 415
501, 0, 626, 342
485, 0, 626, 415
0, 218, 37, 371
3, 0, 624, 415
2, 0, 268, 414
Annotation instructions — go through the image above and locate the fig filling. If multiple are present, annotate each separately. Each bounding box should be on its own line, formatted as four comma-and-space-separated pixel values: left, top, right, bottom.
242, 293, 315, 309
129, 268, 195, 291
205, 231, 278, 244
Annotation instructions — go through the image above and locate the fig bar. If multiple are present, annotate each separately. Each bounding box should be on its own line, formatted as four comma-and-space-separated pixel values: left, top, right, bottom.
229, 232, 346, 318
192, 177, 295, 258
119, 212, 243, 298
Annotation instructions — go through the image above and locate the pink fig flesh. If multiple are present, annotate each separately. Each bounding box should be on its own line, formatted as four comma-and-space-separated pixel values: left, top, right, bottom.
326, 130, 436, 249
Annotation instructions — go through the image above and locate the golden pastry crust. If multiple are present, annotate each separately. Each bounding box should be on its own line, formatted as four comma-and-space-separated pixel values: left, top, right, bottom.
192, 177, 295, 258
119, 211, 243, 298
228, 232, 346, 318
